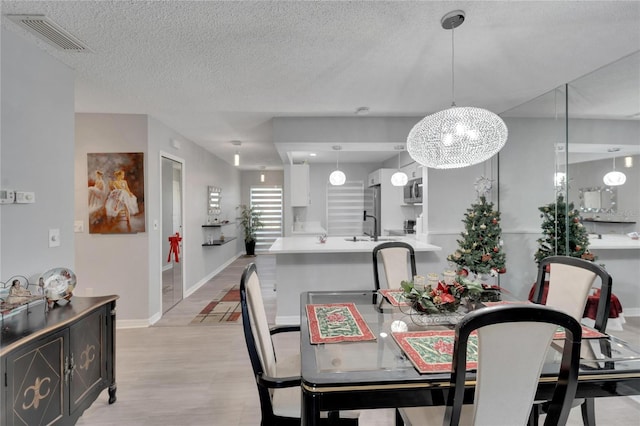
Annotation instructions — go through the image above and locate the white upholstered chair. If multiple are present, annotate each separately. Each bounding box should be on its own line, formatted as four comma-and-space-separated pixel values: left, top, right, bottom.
372, 242, 417, 291
397, 304, 583, 426
240, 263, 359, 425
530, 255, 612, 426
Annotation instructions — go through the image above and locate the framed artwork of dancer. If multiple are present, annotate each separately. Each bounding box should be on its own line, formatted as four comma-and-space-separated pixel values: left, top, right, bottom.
87, 152, 145, 234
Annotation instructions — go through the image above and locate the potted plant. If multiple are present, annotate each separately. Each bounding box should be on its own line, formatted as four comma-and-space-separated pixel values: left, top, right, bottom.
237, 204, 263, 256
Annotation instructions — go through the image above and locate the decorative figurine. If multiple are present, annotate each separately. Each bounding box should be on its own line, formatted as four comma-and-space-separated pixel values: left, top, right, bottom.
6, 279, 32, 304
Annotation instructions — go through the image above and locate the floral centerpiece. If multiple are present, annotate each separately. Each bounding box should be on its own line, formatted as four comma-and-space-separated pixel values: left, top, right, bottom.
400, 270, 500, 315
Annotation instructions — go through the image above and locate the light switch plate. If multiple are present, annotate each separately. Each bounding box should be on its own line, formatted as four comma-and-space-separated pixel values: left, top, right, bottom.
15, 191, 35, 203
74, 221, 84, 233
0, 189, 15, 204
49, 228, 60, 247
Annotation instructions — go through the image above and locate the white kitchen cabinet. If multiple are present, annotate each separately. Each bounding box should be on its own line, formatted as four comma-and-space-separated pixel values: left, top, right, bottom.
401, 161, 421, 179
367, 169, 382, 187
290, 164, 310, 206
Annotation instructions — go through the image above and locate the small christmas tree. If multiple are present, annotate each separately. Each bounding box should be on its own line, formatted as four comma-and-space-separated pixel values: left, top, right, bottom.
447, 195, 506, 276
534, 194, 593, 264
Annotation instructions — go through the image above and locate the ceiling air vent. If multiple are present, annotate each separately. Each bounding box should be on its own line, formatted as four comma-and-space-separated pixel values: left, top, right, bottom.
7, 14, 91, 52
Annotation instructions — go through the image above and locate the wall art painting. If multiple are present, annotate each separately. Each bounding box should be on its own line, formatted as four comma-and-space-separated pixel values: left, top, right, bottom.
87, 152, 145, 234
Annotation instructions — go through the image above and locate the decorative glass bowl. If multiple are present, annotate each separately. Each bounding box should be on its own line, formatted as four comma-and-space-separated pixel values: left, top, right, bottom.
40, 267, 77, 301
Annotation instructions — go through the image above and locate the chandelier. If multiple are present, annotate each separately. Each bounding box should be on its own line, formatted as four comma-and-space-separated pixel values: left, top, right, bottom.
407, 10, 508, 169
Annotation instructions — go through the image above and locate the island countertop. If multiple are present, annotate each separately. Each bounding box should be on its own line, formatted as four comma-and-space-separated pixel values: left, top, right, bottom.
588, 234, 640, 250
268, 236, 442, 254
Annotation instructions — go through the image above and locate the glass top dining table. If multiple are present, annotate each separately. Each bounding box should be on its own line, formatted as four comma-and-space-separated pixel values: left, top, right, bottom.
299, 290, 640, 426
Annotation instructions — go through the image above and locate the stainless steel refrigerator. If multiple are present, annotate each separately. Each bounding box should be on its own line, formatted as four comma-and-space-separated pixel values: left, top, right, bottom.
364, 185, 381, 237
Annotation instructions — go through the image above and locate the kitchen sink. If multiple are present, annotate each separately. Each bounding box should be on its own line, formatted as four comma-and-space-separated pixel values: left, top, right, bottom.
343, 236, 400, 242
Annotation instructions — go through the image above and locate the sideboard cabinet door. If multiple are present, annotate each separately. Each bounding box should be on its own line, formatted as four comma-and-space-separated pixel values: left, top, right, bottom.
5, 329, 66, 425
69, 308, 107, 416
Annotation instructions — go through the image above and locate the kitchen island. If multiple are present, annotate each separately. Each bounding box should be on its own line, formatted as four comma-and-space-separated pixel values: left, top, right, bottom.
268, 236, 441, 324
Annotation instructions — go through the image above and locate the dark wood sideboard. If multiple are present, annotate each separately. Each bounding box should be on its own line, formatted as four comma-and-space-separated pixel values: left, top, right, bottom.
1, 295, 118, 425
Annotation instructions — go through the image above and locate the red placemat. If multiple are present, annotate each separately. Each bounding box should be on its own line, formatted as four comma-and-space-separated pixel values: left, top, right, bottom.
392, 330, 478, 374
379, 289, 411, 306
554, 325, 604, 339
306, 303, 376, 344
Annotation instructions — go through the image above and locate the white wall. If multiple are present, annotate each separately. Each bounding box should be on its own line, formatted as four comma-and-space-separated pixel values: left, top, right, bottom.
496, 117, 562, 299
1, 27, 245, 324
273, 116, 420, 144
74, 114, 243, 324
147, 116, 242, 319
1, 28, 75, 281
74, 114, 149, 323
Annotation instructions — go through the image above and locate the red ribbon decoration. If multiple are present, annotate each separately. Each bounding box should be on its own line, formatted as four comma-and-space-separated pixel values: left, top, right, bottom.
168, 232, 182, 263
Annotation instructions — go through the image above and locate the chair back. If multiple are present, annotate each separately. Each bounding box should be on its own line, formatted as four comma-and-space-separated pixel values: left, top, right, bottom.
372, 242, 417, 290
240, 263, 277, 380
445, 304, 582, 426
532, 255, 612, 331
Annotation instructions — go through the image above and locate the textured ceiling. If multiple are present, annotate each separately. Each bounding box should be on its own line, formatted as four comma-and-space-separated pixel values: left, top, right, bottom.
1, 1, 639, 168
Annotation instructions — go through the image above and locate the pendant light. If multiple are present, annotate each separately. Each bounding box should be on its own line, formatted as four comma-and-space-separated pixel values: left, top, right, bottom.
624, 156, 633, 168
407, 10, 508, 169
390, 145, 409, 186
260, 166, 266, 183
232, 140, 241, 166
603, 157, 626, 186
329, 146, 346, 186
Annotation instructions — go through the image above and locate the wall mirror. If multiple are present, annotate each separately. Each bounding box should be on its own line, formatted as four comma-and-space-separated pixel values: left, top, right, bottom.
579, 186, 617, 213
498, 52, 639, 254
567, 51, 640, 223
208, 186, 221, 216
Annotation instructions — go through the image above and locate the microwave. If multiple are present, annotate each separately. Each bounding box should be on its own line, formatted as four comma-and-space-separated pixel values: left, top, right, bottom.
403, 178, 422, 204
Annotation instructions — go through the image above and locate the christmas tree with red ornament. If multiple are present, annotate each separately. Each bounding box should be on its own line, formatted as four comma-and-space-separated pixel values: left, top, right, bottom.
534, 194, 594, 264
447, 191, 506, 276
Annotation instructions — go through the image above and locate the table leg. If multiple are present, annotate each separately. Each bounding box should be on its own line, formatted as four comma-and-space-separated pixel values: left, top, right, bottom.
302, 389, 320, 426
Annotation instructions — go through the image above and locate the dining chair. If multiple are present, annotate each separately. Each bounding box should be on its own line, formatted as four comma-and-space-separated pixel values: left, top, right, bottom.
372, 241, 417, 291
529, 255, 613, 426
397, 304, 583, 426
240, 263, 359, 425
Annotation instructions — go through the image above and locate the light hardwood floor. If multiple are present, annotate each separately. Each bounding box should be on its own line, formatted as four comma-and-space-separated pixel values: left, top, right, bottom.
77, 254, 640, 425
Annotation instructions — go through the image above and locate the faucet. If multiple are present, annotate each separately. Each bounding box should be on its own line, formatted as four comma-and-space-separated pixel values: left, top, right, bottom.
363, 210, 378, 242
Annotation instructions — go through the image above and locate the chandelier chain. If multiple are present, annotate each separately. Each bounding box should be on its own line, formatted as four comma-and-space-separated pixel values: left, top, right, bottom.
451, 25, 456, 107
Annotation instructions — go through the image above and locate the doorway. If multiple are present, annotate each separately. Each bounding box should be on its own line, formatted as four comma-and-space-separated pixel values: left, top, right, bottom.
161, 155, 184, 314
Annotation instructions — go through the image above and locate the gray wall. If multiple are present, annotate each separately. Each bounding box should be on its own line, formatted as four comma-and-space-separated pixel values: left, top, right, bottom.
1, 28, 75, 281
74, 114, 150, 323
73, 114, 242, 324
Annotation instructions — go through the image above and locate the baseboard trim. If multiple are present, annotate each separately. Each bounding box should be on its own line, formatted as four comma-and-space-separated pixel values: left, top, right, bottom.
116, 319, 153, 329
132, 252, 244, 328
623, 307, 640, 317
183, 252, 243, 298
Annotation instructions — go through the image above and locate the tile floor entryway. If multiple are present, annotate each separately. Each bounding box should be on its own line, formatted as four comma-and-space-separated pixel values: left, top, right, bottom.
76, 254, 640, 425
